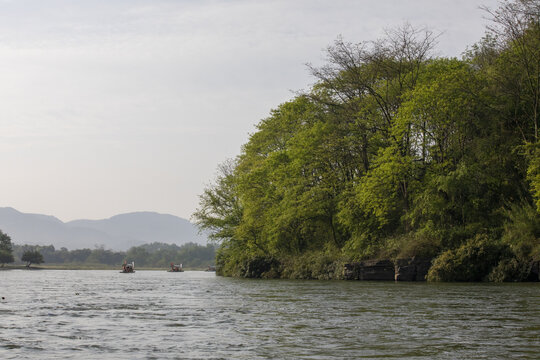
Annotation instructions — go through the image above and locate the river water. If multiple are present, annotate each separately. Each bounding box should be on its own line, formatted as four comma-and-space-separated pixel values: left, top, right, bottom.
1, 270, 539, 359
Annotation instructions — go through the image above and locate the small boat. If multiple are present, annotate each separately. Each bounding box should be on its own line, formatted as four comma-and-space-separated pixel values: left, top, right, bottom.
205, 266, 216, 272
120, 261, 135, 273
168, 262, 184, 272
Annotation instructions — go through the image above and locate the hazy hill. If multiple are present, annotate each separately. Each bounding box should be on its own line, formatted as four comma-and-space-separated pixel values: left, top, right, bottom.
0, 207, 207, 250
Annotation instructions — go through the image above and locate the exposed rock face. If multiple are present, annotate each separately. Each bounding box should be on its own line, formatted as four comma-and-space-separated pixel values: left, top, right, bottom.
345, 258, 540, 282
344, 260, 395, 281
526, 260, 540, 282
394, 258, 432, 281
344, 258, 432, 281
243, 257, 280, 278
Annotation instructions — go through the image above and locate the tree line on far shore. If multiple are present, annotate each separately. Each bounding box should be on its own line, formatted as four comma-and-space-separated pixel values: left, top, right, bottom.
0, 229, 215, 269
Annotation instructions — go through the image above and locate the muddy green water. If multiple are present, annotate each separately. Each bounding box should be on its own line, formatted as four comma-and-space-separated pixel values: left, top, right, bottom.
1, 270, 539, 359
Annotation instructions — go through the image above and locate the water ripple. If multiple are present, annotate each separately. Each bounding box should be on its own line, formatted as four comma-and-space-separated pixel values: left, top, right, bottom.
0, 270, 539, 359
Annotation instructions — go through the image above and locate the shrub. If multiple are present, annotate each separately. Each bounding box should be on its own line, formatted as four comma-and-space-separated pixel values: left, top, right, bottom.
380, 230, 442, 261
488, 257, 532, 282
502, 202, 540, 259
427, 234, 510, 281
242, 256, 281, 278
280, 246, 346, 280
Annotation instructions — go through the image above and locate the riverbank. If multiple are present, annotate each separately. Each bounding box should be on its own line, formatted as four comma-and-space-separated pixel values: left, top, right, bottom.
1, 264, 118, 270
219, 252, 540, 282
0, 264, 207, 271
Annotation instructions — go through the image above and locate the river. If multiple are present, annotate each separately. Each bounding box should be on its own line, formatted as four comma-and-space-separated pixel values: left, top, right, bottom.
1, 270, 539, 359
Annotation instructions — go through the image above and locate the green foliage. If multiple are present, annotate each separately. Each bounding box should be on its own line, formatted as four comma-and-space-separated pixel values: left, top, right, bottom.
0, 230, 14, 265
488, 257, 532, 282
192, 159, 243, 243
281, 245, 347, 280
85, 246, 125, 265
381, 226, 443, 261
486, 0, 540, 143
21, 249, 44, 267
0, 250, 14, 266
234, 97, 341, 256
525, 143, 540, 212
353, 146, 414, 230
11, 242, 215, 269
242, 256, 282, 279
214, 240, 255, 277
427, 235, 510, 282
13, 245, 93, 264
126, 242, 216, 268
501, 201, 540, 259
195, 2, 540, 281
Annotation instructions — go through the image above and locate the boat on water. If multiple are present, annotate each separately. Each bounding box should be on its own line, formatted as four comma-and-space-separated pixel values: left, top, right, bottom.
120, 261, 135, 273
168, 262, 184, 272
205, 266, 216, 272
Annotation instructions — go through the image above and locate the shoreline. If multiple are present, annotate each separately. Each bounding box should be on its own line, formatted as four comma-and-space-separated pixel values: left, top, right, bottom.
0, 264, 207, 271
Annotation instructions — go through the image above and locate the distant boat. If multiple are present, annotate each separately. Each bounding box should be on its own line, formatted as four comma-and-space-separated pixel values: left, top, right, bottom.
205, 266, 216, 272
168, 262, 184, 272
120, 261, 135, 273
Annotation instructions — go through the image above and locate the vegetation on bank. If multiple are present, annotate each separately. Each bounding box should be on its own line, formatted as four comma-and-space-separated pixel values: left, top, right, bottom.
0, 209, 214, 272
21, 249, 44, 267
194, 1, 540, 281
5, 242, 215, 270
0, 230, 14, 266
1, 230, 45, 269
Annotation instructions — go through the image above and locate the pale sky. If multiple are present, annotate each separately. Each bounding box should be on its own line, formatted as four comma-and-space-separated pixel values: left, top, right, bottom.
0, 0, 500, 222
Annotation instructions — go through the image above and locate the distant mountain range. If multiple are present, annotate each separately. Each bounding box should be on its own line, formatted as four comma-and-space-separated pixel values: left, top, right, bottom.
0, 207, 207, 250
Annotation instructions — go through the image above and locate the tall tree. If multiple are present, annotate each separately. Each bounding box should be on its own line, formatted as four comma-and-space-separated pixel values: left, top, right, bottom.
194, 6, 540, 279
0, 230, 14, 266
21, 250, 44, 268
484, 0, 540, 142
193, 159, 243, 243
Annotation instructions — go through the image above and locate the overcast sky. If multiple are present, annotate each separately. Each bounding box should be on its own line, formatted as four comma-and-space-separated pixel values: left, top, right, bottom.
0, 0, 500, 222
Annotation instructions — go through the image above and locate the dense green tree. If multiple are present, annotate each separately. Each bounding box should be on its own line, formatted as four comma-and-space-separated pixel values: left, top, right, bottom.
194, 0, 540, 280
21, 250, 44, 267
0, 230, 14, 266
193, 159, 243, 243
527, 143, 540, 211
483, 0, 540, 142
